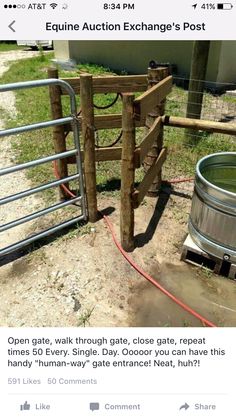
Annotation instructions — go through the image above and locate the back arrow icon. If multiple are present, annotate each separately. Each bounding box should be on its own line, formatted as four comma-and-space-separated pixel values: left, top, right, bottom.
8, 20, 16, 32
179, 403, 190, 410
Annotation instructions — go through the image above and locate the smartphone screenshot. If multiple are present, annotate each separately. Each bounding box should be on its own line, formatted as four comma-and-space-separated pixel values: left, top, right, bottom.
0, 1, 235, 418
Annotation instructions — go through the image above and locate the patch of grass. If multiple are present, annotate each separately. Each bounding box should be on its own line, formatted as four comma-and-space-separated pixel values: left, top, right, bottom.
1, 54, 235, 204
77, 307, 95, 327
222, 94, 236, 104
62, 222, 93, 241
164, 85, 236, 178
0, 42, 23, 52
0, 55, 124, 200
183, 320, 192, 327
198, 265, 213, 279
163, 127, 236, 180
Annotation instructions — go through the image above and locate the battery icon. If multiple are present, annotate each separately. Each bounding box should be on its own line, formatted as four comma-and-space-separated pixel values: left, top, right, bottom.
217, 3, 233, 9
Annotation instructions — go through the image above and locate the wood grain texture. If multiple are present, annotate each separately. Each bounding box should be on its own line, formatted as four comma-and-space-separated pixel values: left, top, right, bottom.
48, 67, 69, 200
66, 147, 140, 168
162, 116, 236, 136
64, 114, 145, 133
133, 148, 167, 208
61, 75, 148, 94
134, 76, 172, 121
139, 117, 162, 164
80, 74, 98, 222
120, 94, 136, 252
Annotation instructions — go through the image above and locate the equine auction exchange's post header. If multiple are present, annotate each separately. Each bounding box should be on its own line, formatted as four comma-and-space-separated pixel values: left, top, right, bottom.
0, 0, 235, 40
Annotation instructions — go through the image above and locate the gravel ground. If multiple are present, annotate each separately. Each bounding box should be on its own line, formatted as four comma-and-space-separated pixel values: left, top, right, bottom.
0, 49, 42, 252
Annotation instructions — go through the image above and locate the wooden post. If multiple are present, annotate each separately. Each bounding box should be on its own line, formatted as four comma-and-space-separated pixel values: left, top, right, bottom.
143, 66, 169, 196
162, 115, 236, 136
48, 67, 68, 201
120, 94, 135, 252
185, 41, 211, 145
80, 74, 98, 222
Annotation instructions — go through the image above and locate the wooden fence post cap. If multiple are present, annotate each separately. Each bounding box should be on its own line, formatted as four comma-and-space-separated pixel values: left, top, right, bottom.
80, 73, 93, 79
47, 67, 58, 75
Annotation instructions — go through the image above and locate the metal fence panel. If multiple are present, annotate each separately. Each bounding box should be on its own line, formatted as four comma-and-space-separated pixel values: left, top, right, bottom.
0, 78, 87, 257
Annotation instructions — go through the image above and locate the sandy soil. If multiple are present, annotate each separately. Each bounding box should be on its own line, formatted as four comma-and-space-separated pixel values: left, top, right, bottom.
1, 188, 236, 327
0, 50, 236, 328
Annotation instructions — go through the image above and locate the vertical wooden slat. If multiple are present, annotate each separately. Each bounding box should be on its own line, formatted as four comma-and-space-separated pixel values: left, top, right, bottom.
120, 94, 135, 252
80, 74, 98, 222
143, 67, 169, 196
48, 67, 68, 200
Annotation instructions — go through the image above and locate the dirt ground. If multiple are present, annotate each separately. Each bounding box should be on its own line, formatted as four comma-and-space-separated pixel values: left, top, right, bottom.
1, 189, 236, 327
0, 50, 236, 328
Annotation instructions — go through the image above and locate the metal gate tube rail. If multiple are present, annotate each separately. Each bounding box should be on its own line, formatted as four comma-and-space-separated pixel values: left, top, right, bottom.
0, 78, 86, 257
0, 215, 85, 258
0, 173, 80, 206
0, 196, 82, 233
0, 78, 77, 112
0, 116, 73, 138
0, 149, 77, 177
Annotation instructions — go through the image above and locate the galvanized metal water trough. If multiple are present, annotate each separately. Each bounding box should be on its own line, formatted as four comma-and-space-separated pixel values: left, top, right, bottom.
189, 152, 236, 264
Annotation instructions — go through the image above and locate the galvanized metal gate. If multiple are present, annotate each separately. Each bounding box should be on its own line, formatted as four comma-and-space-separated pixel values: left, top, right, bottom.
0, 78, 86, 257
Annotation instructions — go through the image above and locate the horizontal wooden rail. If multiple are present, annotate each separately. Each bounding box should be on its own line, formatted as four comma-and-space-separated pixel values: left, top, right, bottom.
64, 113, 146, 132
66, 147, 141, 168
132, 147, 167, 209
162, 115, 236, 136
139, 117, 162, 164
61, 75, 148, 95
134, 76, 172, 121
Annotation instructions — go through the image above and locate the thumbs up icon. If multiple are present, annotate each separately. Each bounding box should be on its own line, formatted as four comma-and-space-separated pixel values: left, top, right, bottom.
20, 401, 30, 411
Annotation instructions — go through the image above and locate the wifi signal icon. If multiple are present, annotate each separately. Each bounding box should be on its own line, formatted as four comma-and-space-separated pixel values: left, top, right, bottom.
50, 3, 58, 9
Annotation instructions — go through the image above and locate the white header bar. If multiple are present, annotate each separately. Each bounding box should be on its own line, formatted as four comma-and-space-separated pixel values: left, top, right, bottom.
0, 0, 235, 40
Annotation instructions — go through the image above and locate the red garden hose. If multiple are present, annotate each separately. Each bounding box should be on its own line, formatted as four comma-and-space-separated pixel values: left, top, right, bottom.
53, 161, 216, 327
